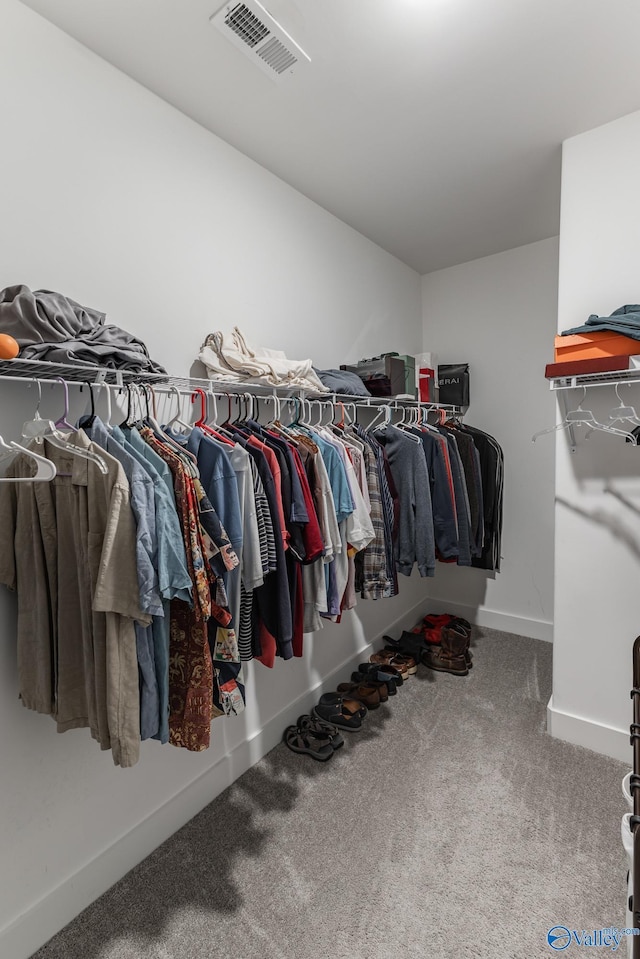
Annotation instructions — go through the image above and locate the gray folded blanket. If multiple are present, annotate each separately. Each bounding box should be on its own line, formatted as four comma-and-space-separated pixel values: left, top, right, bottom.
0, 284, 166, 374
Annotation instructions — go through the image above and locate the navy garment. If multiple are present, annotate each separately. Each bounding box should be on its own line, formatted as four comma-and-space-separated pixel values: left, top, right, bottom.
233, 433, 293, 661
450, 429, 481, 558
438, 428, 472, 567
410, 427, 459, 560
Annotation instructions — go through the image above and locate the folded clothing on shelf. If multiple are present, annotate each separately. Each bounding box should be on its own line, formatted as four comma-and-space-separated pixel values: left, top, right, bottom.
313, 368, 371, 396
0, 284, 166, 374
199, 327, 328, 391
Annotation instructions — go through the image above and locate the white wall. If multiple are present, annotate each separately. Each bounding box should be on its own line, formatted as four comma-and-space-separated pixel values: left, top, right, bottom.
0, 3, 426, 956
421, 238, 559, 641
549, 109, 640, 764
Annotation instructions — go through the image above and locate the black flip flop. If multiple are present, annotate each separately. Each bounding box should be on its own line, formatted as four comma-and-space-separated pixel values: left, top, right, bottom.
283, 725, 334, 761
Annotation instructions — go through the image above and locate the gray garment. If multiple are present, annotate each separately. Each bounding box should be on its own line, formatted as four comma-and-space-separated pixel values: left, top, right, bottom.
375, 425, 435, 577
0, 284, 166, 372
82, 417, 161, 741
0, 432, 148, 767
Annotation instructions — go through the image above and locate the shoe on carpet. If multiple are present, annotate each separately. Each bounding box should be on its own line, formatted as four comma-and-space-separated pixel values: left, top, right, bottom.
337, 681, 383, 708
351, 667, 398, 695
283, 725, 334, 761
296, 714, 344, 751
313, 693, 366, 731
421, 625, 469, 677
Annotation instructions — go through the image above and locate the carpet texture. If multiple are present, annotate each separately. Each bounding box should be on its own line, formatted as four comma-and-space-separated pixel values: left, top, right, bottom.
32, 628, 628, 959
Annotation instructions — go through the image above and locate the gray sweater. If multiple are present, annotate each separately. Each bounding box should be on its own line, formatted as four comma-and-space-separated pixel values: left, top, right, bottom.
375, 425, 435, 577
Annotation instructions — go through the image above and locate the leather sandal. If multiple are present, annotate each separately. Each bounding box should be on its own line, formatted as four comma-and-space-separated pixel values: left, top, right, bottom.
296, 714, 344, 750
336, 681, 382, 709
283, 725, 334, 761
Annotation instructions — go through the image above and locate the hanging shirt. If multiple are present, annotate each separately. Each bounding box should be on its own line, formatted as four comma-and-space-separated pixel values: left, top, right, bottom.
0, 431, 150, 767
374, 425, 435, 578
81, 416, 161, 742
114, 424, 192, 745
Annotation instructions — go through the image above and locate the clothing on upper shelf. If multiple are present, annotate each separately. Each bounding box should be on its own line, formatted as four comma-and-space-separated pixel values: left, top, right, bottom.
0, 399, 503, 767
198, 327, 328, 392
0, 284, 166, 373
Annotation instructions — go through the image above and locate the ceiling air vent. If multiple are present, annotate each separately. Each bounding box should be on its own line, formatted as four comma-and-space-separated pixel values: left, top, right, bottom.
211, 1, 310, 82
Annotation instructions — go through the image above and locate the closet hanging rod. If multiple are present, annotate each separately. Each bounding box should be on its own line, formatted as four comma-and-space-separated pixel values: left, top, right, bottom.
0, 359, 461, 412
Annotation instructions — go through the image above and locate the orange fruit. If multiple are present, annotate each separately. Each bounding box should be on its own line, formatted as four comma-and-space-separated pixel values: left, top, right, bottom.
0, 334, 19, 360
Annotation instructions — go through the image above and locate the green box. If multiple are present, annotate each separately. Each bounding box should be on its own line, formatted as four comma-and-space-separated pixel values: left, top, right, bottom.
396, 355, 416, 397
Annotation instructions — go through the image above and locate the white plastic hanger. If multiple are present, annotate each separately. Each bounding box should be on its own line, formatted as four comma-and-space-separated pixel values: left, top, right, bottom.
532, 388, 635, 444
22, 380, 109, 473
0, 433, 57, 482
606, 383, 640, 428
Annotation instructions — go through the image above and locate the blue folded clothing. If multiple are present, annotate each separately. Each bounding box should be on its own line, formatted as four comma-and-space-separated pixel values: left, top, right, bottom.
561, 304, 640, 341
314, 368, 371, 396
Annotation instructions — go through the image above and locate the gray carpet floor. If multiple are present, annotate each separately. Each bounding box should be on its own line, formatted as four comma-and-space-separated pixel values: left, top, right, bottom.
32, 629, 629, 959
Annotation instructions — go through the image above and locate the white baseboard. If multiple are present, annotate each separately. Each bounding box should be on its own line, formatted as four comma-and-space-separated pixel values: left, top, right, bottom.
547, 695, 631, 764
0, 598, 427, 959
422, 598, 554, 643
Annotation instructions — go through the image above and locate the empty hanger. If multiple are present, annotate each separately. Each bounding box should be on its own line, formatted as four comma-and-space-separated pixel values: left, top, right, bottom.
532, 388, 635, 443
0, 432, 57, 483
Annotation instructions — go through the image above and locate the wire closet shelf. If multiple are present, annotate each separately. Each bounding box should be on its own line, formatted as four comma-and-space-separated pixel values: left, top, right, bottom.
0, 357, 462, 414
549, 367, 640, 392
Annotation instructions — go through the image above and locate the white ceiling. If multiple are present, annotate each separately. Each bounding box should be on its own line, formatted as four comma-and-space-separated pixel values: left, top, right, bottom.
18, 0, 640, 274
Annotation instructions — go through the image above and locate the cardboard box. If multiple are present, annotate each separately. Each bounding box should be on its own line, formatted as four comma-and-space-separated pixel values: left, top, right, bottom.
545, 355, 632, 378
554, 331, 640, 361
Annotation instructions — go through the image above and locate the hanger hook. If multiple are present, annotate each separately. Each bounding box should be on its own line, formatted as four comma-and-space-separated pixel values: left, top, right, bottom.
55, 377, 70, 420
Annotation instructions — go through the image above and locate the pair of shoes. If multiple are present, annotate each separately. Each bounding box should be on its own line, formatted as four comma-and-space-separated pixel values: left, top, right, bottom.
313, 693, 367, 731
337, 680, 385, 707
422, 613, 473, 669
351, 662, 402, 695
380, 635, 422, 670
283, 714, 344, 761
370, 648, 417, 677
421, 624, 470, 677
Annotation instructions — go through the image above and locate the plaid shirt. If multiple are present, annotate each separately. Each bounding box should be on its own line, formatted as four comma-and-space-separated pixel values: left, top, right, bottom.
353, 426, 397, 600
